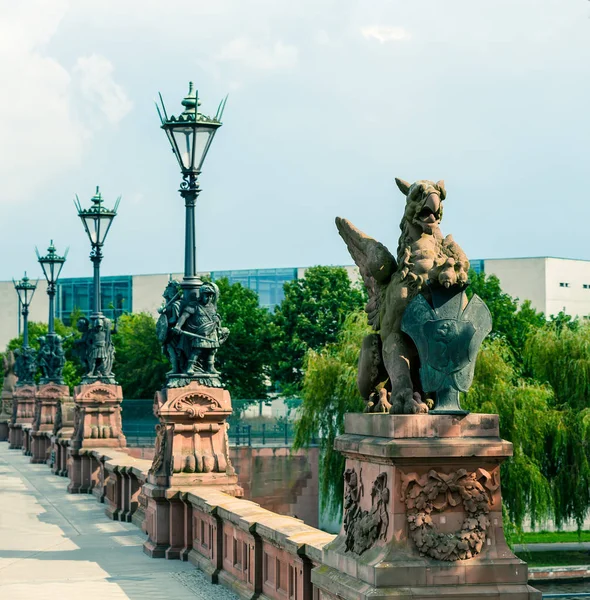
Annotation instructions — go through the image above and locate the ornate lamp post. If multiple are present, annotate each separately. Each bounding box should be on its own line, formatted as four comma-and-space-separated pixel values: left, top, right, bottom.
156, 83, 227, 288
143, 84, 239, 558
155, 83, 229, 387
67, 188, 126, 487
143, 83, 240, 558
12, 273, 38, 385
9, 273, 38, 451
74, 186, 120, 384
35, 241, 68, 384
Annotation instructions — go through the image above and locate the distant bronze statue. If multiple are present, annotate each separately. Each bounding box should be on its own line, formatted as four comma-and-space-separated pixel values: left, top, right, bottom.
13, 346, 37, 386
74, 315, 116, 384
336, 178, 470, 414
38, 334, 66, 384
156, 279, 183, 374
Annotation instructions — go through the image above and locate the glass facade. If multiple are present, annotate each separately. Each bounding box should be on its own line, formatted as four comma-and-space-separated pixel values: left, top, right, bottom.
470, 259, 485, 274
56, 276, 132, 324
211, 268, 298, 310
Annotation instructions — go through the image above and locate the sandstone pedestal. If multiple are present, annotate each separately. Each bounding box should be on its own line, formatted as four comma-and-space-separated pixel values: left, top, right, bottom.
8, 385, 36, 450
67, 382, 126, 494
52, 397, 76, 476
31, 384, 69, 464
143, 382, 243, 560
312, 414, 541, 600
0, 388, 13, 441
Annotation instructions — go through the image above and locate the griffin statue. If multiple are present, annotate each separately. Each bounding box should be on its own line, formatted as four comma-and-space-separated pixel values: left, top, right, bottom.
336, 177, 470, 414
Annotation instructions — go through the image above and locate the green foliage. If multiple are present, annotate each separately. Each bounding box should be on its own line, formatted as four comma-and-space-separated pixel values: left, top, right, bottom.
520, 529, 590, 544
293, 311, 368, 517
524, 324, 590, 527
271, 266, 366, 393
215, 278, 272, 401
5, 318, 83, 390
463, 339, 555, 529
468, 270, 545, 357
113, 312, 169, 398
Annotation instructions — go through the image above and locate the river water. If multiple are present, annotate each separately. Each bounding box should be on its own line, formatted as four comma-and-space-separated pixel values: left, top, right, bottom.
535, 580, 590, 597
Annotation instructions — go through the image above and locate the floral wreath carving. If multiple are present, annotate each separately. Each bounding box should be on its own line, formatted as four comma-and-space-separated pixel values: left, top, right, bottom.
400, 468, 499, 561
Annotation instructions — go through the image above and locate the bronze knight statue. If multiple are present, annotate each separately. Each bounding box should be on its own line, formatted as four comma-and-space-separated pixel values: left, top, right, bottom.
156, 280, 229, 388
336, 177, 470, 415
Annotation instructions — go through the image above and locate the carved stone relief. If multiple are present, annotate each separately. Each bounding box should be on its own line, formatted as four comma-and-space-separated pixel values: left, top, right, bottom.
343, 468, 390, 555
400, 468, 500, 561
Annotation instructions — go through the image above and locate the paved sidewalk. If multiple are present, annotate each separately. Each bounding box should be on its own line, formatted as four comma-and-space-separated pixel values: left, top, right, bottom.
0, 442, 238, 600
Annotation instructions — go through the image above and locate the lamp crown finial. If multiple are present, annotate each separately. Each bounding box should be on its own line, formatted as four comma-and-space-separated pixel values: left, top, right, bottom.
181, 82, 200, 112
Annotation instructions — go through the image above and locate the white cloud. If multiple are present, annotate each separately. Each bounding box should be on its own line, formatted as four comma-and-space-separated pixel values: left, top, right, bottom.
217, 37, 298, 70
361, 26, 411, 43
73, 54, 133, 125
0, 2, 85, 203
0, 3, 132, 204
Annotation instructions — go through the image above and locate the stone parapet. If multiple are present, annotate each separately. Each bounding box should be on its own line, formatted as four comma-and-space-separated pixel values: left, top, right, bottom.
52, 398, 76, 476
31, 383, 69, 464
313, 413, 541, 600
8, 385, 36, 450
0, 388, 13, 442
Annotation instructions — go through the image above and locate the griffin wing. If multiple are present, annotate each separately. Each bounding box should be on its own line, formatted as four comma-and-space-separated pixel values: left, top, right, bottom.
335, 217, 397, 330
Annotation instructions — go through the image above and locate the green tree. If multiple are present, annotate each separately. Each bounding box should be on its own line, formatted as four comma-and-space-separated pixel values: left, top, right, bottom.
463, 339, 556, 531
524, 324, 590, 527
215, 278, 272, 401
113, 312, 169, 398
271, 266, 366, 393
468, 270, 545, 358
293, 311, 368, 517
5, 319, 83, 390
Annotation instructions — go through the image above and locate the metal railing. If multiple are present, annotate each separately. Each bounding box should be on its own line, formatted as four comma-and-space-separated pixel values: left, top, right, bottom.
122, 422, 318, 448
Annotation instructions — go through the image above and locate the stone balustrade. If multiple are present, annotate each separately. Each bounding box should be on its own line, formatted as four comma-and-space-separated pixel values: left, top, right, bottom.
45, 444, 333, 600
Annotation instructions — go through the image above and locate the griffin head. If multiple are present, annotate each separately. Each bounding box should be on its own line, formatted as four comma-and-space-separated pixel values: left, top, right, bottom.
395, 177, 446, 235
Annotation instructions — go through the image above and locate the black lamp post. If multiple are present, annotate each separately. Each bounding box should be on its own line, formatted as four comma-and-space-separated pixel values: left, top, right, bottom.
74, 187, 120, 384
74, 186, 120, 318
156, 83, 226, 289
13, 273, 38, 385
36, 241, 68, 335
13, 274, 37, 349
36, 241, 68, 384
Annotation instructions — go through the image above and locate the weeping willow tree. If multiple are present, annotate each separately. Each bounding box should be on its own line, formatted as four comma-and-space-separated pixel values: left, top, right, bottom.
294, 310, 590, 532
293, 311, 368, 517
524, 324, 590, 528
462, 339, 556, 530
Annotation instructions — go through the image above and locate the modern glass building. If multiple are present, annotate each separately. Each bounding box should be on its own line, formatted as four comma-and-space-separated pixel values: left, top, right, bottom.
470, 259, 484, 274
56, 276, 132, 323
211, 268, 298, 310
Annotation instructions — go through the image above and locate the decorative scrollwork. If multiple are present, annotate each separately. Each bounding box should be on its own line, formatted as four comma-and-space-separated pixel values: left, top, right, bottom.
400, 468, 499, 561
343, 468, 390, 555
172, 394, 221, 417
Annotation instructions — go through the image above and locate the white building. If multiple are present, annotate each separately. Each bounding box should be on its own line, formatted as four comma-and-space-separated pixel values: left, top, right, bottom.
482, 257, 590, 319
1, 259, 589, 350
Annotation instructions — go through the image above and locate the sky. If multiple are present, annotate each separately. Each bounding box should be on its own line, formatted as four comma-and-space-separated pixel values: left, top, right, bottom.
0, 0, 589, 281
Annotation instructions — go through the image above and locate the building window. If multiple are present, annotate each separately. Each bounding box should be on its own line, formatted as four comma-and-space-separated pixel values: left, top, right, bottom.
559, 282, 570, 288
211, 268, 298, 311
470, 259, 484, 275
56, 276, 132, 324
